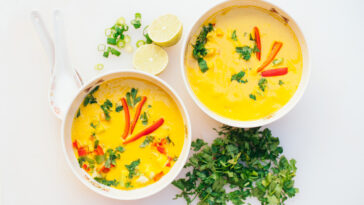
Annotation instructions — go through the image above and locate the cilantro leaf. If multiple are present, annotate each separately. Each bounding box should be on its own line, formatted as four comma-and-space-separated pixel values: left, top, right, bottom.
140, 112, 148, 125
231, 71, 248, 84
193, 23, 214, 73
258, 78, 268, 92
94, 177, 119, 187
236, 46, 253, 61
115, 105, 123, 112
279, 80, 284, 86
125, 159, 140, 179
249, 94, 256, 101
140, 136, 154, 148
191, 138, 207, 151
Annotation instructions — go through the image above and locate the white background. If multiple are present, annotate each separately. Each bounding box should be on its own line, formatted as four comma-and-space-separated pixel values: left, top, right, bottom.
2, 0, 364, 204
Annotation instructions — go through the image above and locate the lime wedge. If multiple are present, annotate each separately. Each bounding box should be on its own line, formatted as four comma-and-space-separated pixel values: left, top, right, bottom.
148, 14, 183, 47
132, 44, 168, 75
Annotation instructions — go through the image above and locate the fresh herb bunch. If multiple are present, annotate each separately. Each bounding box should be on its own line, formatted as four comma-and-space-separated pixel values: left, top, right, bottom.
192, 23, 214, 73
172, 126, 298, 205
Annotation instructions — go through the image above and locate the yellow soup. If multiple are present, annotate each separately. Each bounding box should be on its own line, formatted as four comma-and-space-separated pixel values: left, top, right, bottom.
185, 6, 303, 121
71, 78, 185, 190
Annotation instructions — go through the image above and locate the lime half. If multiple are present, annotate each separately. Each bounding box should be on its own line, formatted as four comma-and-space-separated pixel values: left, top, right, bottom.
132, 44, 168, 75
148, 14, 183, 47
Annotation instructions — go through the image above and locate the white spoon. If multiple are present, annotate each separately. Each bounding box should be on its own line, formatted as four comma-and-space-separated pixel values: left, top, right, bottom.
31, 10, 83, 119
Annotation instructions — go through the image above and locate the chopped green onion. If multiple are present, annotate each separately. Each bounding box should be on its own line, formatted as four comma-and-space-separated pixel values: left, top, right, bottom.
105, 28, 116, 38
143, 25, 149, 35
122, 24, 129, 31
124, 35, 131, 43
273, 58, 284, 66
136, 40, 146, 48
103, 51, 109, 58
145, 33, 153, 44
107, 38, 117, 45
131, 13, 142, 29
117, 40, 126, 48
94, 64, 104, 71
116, 17, 126, 25
125, 44, 133, 53
97, 44, 106, 52
109, 47, 121, 56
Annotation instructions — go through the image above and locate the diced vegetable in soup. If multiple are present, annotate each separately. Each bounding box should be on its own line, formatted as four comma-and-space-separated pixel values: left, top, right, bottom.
185, 6, 303, 121
71, 78, 185, 190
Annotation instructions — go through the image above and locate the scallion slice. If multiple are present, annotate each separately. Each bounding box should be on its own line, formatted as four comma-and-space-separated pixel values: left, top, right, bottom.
94, 64, 104, 71
124, 35, 131, 43
107, 38, 117, 45
136, 40, 146, 48
117, 40, 126, 48
135, 13, 141, 20
103, 51, 109, 58
105, 28, 116, 38
109, 47, 121, 56
116, 17, 126, 25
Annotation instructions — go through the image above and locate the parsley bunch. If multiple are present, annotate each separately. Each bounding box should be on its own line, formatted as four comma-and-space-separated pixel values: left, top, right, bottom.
172, 126, 298, 205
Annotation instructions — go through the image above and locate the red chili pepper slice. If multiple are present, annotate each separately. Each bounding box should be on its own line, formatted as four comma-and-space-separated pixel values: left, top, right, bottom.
82, 164, 90, 171
254, 27, 261, 61
121, 98, 130, 139
153, 171, 164, 182
123, 118, 164, 145
130, 96, 147, 134
261, 67, 288, 77
94, 145, 104, 155
257, 41, 283, 72
77, 147, 88, 156
72, 140, 79, 149
157, 146, 166, 155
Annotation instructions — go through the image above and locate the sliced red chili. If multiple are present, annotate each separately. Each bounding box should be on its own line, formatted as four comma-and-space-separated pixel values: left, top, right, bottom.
94, 145, 104, 155
130, 96, 147, 134
77, 147, 88, 156
121, 98, 130, 139
153, 171, 164, 182
257, 41, 283, 72
254, 26, 261, 61
123, 118, 164, 145
261, 67, 288, 77
72, 140, 79, 149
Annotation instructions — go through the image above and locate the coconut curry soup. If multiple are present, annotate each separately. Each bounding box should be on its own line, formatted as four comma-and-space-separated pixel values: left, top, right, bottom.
71, 78, 185, 190
185, 6, 303, 121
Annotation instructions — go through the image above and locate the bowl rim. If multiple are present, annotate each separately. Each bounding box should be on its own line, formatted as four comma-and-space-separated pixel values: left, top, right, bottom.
180, 0, 311, 128
61, 69, 192, 200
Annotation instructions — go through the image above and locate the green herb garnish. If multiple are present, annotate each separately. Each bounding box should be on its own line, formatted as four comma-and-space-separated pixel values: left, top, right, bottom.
125, 181, 133, 188
94, 177, 119, 187
165, 136, 174, 145
279, 80, 284, 86
140, 112, 148, 125
231, 30, 237, 41
94, 139, 99, 149
115, 105, 123, 112
249, 94, 256, 101
273, 58, 284, 66
125, 159, 141, 179
95, 155, 105, 164
172, 126, 298, 205
104, 149, 121, 168
115, 146, 125, 153
83, 86, 99, 106
192, 23, 214, 73
76, 109, 81, 118
258, 78, 268, 92
126, 88, 141, 107
236, 46, 253, 61
231, 71, 248, 84
131, 13, 142, 29
140, 136, 154, 148
100, 99, 113, 120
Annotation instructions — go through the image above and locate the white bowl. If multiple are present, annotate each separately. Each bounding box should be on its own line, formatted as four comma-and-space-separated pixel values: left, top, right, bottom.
61, 70, 191, 200
181, 0, 310, 128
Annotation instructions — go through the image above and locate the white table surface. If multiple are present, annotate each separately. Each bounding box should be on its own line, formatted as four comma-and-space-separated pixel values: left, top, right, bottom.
2, 0, 364, 204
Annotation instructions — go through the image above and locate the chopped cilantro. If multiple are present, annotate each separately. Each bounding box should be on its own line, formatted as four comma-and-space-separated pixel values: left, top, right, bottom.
76, 109, 80, 118
115, 105, 123, 112
90, 121, 98, 129
231, 71, 248, 84
236, 46, 253, 61
94, 139, 99, 149
100, 99, 113, 120
192, 23, 214, 73
125, 181, 133, 188
126, 88, 141, 107
140, 136, 154, 148
83, 86, 99, 106
115, 146, 125, 153
279, 80, 284, 86
165, 136, 174, 145
191, 138, 207, 151
258, 78, 268, 92
172, 126, 298, 205
104, 149, 120, 168
125, 159, 141, 179
140, 112, 148, 125
94, 177, 119, 187
231, 30, 237, 41
249, 94, 256, 101
249, 33, 254, 41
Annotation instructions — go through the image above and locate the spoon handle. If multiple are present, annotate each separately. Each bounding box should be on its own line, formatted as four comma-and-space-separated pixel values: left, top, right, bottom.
30, 10, 55, 73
